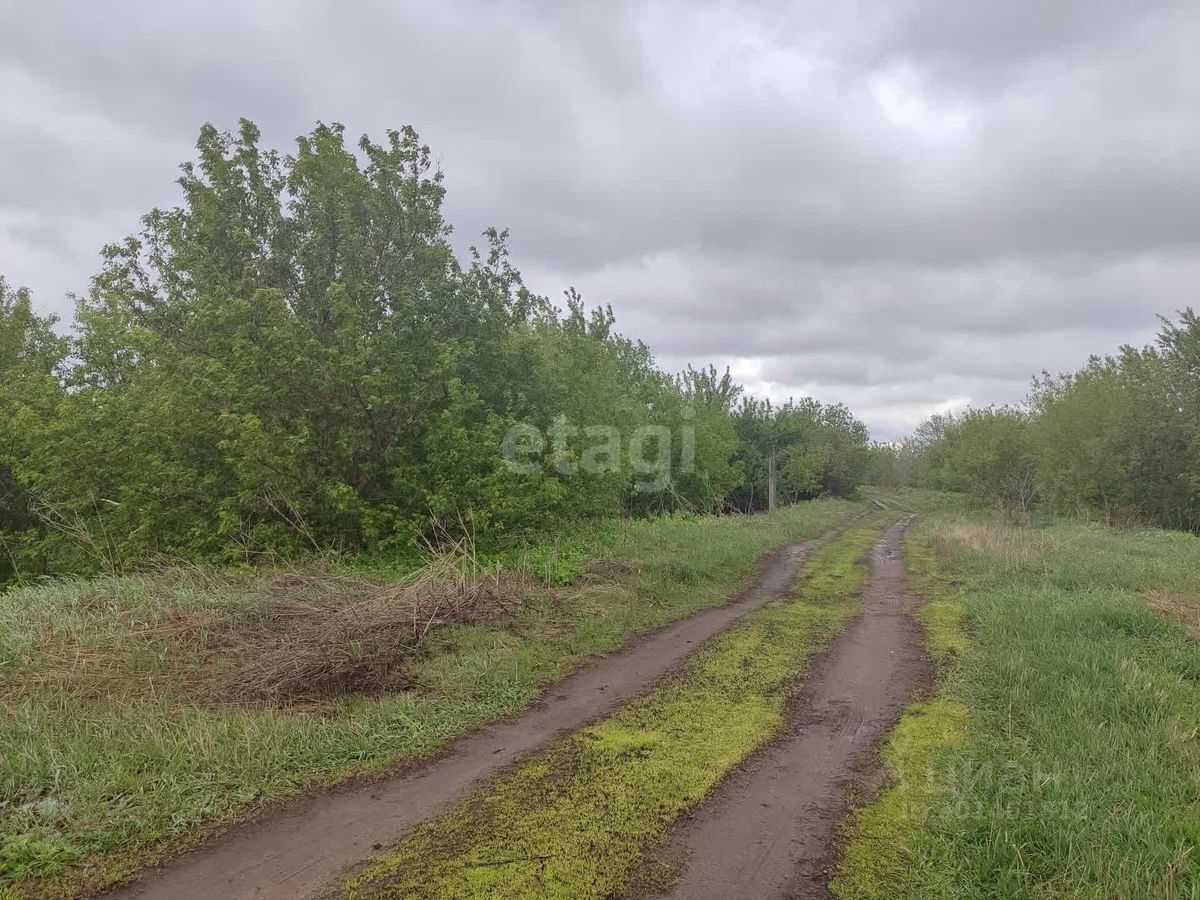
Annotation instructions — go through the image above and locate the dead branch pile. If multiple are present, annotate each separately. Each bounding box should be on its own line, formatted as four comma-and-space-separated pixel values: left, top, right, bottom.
208, 552, 527, 702
13, 539, 536, 707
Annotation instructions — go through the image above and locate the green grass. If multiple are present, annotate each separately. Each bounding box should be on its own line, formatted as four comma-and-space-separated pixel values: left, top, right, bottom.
833, 494, 1200, 899
905, 524, 970, 665
344, 517, 893, 899
0, 499, 862, 897
343, 518, 632, 585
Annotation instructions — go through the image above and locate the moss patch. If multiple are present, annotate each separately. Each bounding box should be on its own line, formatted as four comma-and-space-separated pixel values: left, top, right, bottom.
828, 698, 968, 899
343, 521, 892, 900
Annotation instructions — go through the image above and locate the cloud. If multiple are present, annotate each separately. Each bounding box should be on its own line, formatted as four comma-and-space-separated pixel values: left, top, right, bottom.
1, 0, 1196, 439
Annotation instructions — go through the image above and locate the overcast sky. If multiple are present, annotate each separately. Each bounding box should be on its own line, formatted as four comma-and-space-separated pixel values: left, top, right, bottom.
3, 0, 1198, 439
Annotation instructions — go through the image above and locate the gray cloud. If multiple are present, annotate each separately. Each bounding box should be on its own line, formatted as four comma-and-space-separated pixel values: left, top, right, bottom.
1, 0, 1195, 439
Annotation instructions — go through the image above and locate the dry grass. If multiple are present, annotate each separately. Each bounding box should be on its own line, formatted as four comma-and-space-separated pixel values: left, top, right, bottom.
1140, 591, 1200, 640
7, 541, 539, 707
936, 520, 1045, 572
940, 521, 1010, 555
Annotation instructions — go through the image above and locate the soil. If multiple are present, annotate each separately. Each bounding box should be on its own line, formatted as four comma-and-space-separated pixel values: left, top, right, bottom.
650, 517, 931, 900
105, 524, 851, 900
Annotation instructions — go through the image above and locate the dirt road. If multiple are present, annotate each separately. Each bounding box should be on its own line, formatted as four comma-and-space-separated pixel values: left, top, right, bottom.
108, 527, 847, 900
654, 518, 930, 899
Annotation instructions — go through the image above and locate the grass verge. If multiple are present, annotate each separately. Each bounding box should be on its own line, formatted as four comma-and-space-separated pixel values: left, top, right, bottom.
343, 517, 893, 899
0, 499, 862, 898
832, 493, 1200, 899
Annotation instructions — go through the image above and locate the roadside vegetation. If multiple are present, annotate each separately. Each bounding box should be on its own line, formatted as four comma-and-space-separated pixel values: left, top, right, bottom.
834, 493, 1200, 898
869, 310, 1200, 532
0, 120, 871, 587
343, 516, 893, 900
0, 498, 861, 897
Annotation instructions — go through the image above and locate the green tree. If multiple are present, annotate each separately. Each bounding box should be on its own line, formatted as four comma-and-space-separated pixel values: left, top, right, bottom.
731, 397, 870, 511
0, 279, 69, 579
0, 118, 883, 580
916, 407, 1038, 522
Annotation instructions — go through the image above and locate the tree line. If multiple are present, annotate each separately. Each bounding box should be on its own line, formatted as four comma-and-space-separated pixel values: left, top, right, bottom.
870, 311, 1200, 530
0, 120, 871, 582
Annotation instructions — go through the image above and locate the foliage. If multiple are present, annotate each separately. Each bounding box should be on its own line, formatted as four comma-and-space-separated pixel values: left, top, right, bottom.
1031, 316, 1200, 529
864, 440, 919, 489
731, 397, 870, 511
0, 121, 871, 581
0, 279, 69, 582
918, 407, 1038, 522
875, 310, 1200, 532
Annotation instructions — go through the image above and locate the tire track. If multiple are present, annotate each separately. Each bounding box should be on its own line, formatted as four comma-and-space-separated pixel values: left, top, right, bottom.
651, 517, 931, 899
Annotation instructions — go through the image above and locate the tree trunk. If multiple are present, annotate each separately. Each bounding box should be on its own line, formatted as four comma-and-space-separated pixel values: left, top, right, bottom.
767, 444, 777, 513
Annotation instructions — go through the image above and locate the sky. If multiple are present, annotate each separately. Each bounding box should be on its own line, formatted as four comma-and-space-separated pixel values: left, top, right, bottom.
2, 0, 1198, 440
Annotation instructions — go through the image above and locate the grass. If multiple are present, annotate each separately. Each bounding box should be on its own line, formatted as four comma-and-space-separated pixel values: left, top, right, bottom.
0, 498, 862, 898
904, 523, 970, 666
344, 518, 634, 586
343, 517, 894, 899
832, 493, 1200, 899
